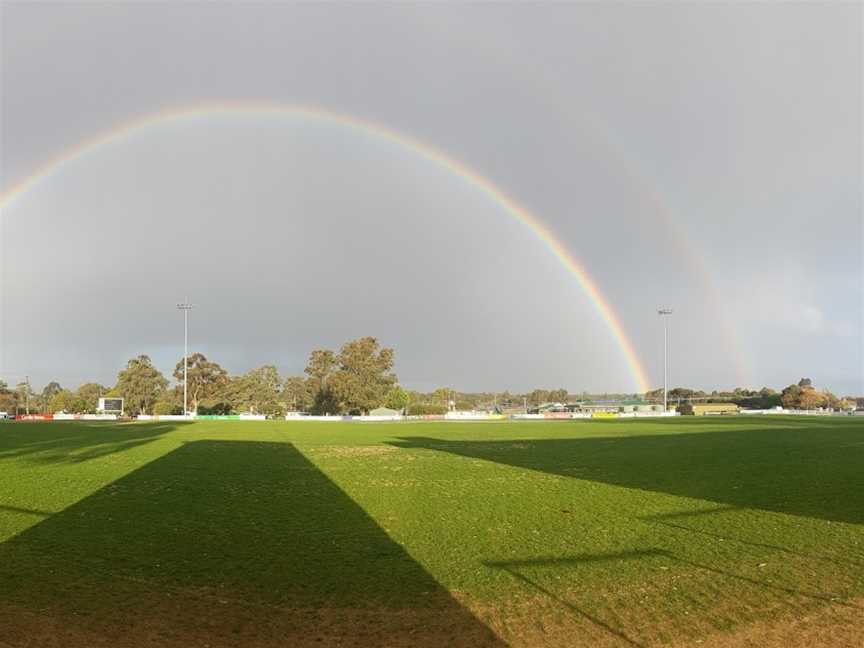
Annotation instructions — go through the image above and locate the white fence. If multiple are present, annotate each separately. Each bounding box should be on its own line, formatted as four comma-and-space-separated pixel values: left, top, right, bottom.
445, 411, 506, 421
512, 411, 677, 420
740, 408, 857, 416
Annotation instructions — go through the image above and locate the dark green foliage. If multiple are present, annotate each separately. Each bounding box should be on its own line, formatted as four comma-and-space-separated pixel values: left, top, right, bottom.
384, 385, 410, 411
304, 337, 397, 414
406, 403, 448, 415
732, 393, 782, 409
311, 386, 340, 415
172, 353, 228, 413
116, 355, 168, 415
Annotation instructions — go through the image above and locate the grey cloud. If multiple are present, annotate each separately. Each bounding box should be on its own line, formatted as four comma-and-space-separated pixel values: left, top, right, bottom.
1, 3, 860, 395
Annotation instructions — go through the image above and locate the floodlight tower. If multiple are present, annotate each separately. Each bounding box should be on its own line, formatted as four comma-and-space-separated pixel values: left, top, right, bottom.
177, 299, 194, 416
657, 309, 673, 412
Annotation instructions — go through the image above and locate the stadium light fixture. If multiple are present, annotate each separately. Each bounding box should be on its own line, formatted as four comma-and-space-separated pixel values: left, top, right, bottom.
657, 309, 673, 412
177, 299, 194, 416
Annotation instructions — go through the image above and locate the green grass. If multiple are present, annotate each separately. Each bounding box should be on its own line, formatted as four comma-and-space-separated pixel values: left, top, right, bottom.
0, 416, 862, 646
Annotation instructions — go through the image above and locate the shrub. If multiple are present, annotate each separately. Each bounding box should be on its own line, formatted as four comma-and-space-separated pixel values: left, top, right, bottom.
153, 401, 176, 416
406, 403, 447, 415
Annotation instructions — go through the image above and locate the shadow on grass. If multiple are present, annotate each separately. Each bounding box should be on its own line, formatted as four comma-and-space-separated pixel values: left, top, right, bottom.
485, 551, 666, 648
0, 504, 53, 518
389, 420, 864, 525
642, 509, 863, 568
0, 440, 504, 647
0, 421, 185, 464
484, 546, 861, 646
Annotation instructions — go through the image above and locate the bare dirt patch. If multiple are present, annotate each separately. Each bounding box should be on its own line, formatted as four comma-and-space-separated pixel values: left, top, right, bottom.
468, 593, 864, 647
311, 445, 398, 459
0, 593, 505, 648
3, 589, 862, 648
670, 597, 864, 648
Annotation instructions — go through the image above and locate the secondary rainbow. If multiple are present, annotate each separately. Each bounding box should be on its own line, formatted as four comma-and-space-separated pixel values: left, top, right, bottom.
0, 100, 652, 392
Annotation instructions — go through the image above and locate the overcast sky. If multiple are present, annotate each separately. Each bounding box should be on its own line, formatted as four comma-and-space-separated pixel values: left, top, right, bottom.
1, 2, 861, 395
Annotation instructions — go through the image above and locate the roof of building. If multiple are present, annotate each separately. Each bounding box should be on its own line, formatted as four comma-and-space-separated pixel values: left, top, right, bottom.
369, 407, 400, 416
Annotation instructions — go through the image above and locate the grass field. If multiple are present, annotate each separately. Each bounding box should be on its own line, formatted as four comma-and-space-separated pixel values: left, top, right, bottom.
0, 416, 862, 647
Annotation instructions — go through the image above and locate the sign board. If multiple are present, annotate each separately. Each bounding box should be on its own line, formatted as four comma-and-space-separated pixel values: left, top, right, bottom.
98, 397, 124, 414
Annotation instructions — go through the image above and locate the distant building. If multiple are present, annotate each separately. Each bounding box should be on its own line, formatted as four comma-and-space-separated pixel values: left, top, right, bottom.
678, 402, 739, 416
369, 407, 401, 417
528, 402, 568, 414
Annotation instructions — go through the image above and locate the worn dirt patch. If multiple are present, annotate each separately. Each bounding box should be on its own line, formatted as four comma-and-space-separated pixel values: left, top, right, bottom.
669, 597, 864, 648
3, 593, 862, 647
0, 593, 504, 648
310, 445, 398, 459
470, 593, 864, 647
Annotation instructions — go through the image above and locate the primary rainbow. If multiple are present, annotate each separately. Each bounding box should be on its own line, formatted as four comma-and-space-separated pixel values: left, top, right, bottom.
0, 100, 652, 392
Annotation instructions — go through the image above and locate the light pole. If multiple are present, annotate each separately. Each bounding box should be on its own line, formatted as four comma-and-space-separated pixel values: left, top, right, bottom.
177, 299, 194, 416
658, 309, 673, 411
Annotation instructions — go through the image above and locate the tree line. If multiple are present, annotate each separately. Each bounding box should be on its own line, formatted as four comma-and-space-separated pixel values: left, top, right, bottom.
0, 335, 584, 417
1, 337, 421, 417
115, 336, 402, 416
1, 351, 855, 417
645, 378, 855, 411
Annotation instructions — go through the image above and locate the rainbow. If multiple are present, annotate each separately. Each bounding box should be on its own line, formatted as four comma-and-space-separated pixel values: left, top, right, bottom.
0, 100, 652, 392
434, 30, 750, 387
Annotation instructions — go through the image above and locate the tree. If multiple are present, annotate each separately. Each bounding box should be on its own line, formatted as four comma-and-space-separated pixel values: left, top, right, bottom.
548, 388, 568, 403
283, 376, 312, 412
305, 349, 338, 414
227, 365, 282, 415
40, 382, 63, 413
15, 382, 35, 414
76, 383, 108, 413
735, 387, 781, 410
527, 389, 550, 405
305, 350, 337, 391
669, 388, 697, 400
384, 385, 410, 411
48, 391, 68, 413
154, 387, 183, 415
431, 388, 453, 406
0, 381, 16, 415
116, 355, 168, 416
48, 390, 85, 414
311, 387, 340, 415
406, 402, 447, 415
172, 353, 228, 413
799, 389, 824, 410
780, 384, 802, 409
329, 337, 397, 414
798, 378, 813, 388
153, 401, 176, 415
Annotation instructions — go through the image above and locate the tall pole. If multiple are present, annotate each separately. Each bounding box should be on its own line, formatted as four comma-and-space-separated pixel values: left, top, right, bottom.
664, 321, 667, 411
177, 299, 194, 416
184, 305, 188, 415
658, 309, 673, 411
